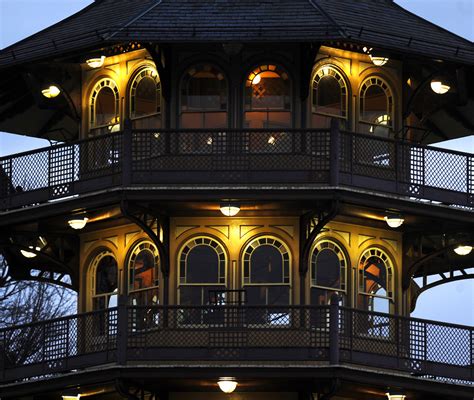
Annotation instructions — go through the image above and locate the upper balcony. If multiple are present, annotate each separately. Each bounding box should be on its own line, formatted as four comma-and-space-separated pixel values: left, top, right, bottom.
0, 126, 473, 212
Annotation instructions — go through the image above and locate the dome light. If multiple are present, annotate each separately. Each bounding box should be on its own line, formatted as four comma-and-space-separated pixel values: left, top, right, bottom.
454, 245, 472, 256
68, 217, 89, 230
41, 85, 61, 98
220, 203, 240, 217
217, 377, 238, 393
430, 79, 450, 94
21, 246, 41, 259
384, 213, 404, 228
370, 54, 389, 66
386, 394, 406, 400
86, 55, 106, 69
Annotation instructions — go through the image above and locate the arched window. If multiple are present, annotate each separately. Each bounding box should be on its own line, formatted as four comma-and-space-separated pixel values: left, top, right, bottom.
310, 240, 347, 305
311, 66, 348, 129
242, 236, 291, 306
178, 237, 227, 306
91, 250, 118, 311
359, 77, 394, 137
89, 78, 120, 136
128, 241, 160, 306
244, 64, 292, 129
180, 63, 228, 129
129, 67, 161, 129
358, 248, 394, 314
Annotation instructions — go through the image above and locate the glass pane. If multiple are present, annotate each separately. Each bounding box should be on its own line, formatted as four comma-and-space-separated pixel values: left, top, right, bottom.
361, 255, 387, 294
247, 71, 290, 110
268, 286, 290, 305
186, 245, 219, 283
130, 249, 158, 291
95, 255, 117, 295
134, 77, 158, 117
95, 87, 116, 126
316, 76, 342, 115
314, 249, 340, 289
362, 85, 387, 122
250, 245, 283, 283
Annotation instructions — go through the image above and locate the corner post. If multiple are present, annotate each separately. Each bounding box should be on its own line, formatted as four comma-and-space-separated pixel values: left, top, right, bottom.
329, 293, 340, 365
330, 118, 340, 186
117, 295, 129, 366
122, 118, 133, 186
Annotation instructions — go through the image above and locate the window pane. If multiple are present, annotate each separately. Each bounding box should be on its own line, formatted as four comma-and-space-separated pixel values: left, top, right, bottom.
250, 245, 283, 283
95, 255, 117, 295
314, 249, 340, 289
130, 249, 157, 291
95, 87, 116, 126
186, 245, 219, 283
134, 77, 158, 117
316, 76, 342, 115
362, 255, 387, 294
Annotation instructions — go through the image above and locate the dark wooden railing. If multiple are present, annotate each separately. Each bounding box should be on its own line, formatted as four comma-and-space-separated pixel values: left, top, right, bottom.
0, 127, 473, 210
0, 304, 472, 383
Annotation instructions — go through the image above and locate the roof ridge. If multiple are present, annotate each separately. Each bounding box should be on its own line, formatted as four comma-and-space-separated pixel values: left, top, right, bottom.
307, 0, 347, 38
104, 0, 164, 41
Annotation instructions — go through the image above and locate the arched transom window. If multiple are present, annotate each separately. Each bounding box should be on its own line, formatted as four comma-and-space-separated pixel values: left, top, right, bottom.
180, 63, 227, 129
91, 250, 118, 311
178, 237, 227, 306
310, 239, 347, 305
358, 247, 394, 314
89, 78, 120, 136
359, 77, 394, 136
242, 236, 291, 306
130, 67, 161, 129
244, 64, 292, 129
128, 241, 160, 306
312, 66, 348, 129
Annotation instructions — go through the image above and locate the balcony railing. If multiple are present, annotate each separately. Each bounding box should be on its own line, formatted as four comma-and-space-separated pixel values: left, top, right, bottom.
0, 304, 472, 384
0, 128, 473, 210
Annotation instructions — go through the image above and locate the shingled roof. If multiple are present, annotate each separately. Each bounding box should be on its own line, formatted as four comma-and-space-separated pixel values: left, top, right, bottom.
0, 0, 473, 67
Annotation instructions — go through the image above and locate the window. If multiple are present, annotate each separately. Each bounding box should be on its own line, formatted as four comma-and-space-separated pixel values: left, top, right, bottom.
89, 78, 120, 136
244, 64, 292, 129
312, 66, 348, 129
91, 250, 118, 311
310, 239, 347, 306
130, 67, 161, 129
359, 77, 393, 137
180, 63, 228, 129
128, 241, 160, 306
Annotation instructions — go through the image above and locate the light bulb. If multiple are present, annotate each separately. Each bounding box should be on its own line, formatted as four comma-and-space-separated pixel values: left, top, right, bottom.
218, 378, 237, 393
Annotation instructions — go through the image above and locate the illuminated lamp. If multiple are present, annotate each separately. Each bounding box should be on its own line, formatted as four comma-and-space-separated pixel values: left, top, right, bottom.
41, 85, 61, 98
86, 55, 106, 69
370, 54, 389, 66
454, 245, 472, 256
68, 217, 89, 230
220, 203, 240, 217
386, 394, 406, 400
430, 78, 450, 94
217, 377, 238, 393
252, 73, 261, 85
21, 246, 41, 259
384, 213, 404, 228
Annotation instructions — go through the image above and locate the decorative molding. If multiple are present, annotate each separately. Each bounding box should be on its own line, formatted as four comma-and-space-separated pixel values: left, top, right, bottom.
175, 225, 200, 239
104, 236, 119, 248
333, 229, 351, 245
358, 234, 375, 247
206, 225, 230, 238
125, 231, 141, 246
239, 225, 264, 238
271, 225, 295, 238
83, 240, 97, 255
381, 237, 399, 252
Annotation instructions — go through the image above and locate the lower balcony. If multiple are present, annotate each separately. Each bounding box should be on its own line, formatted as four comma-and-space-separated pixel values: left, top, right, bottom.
0, 128, 473, 210
1, 304, 472, 385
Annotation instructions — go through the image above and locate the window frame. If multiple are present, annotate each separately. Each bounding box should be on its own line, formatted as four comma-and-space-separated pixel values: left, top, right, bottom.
89, 78, 120, 133
359, 76, 394, 129
129, 66, 162, 122
90, 249, 118, 311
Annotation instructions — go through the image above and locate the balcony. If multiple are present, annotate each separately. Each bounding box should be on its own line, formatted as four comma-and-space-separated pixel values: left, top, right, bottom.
0, 128, 473, 211
0, 304, 472, 384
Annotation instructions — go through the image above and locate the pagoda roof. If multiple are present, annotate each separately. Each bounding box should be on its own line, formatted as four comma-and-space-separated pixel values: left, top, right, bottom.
0, 0, 473, 67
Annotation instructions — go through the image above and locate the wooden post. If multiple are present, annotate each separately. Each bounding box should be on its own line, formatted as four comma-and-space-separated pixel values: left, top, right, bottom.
116, 295, 128, 365
330, 118, 340, 186
329, 293, 340, 365
122, 118, 132, 186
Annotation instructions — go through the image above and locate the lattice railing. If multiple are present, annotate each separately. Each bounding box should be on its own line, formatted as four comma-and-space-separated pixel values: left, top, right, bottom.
0, 305, 472, 383
0, 128, 472, 210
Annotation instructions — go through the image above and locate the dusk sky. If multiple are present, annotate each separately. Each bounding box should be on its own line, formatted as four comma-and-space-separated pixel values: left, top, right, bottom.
0, 0, 472, 325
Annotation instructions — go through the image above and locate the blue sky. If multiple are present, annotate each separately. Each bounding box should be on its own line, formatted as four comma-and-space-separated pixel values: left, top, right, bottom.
0, 0, 473, 325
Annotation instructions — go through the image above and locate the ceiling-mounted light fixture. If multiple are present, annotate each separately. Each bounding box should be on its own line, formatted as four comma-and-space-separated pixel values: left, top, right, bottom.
386, 393, 406, 400
41, 85, 61, 98
220, 203, 240, 217
384, 213, 404, 228
430, 78, 450, 94
217, 377, 238, 393
68, 217, 89, 230
454, 245, 472, 256
20, 246, 41, 259
86, 55, 106, 69
370, 51, 390, 66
